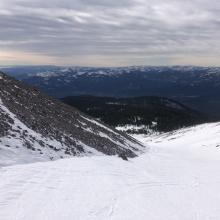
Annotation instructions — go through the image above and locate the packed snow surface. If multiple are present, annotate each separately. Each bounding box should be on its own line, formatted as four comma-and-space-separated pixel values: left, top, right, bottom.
1, 122, 220, 219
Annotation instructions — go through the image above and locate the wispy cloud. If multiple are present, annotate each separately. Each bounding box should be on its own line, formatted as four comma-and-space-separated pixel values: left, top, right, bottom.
0, 0, 219, 66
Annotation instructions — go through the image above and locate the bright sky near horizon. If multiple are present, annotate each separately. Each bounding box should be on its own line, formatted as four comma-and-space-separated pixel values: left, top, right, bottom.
0, 0, 219, 66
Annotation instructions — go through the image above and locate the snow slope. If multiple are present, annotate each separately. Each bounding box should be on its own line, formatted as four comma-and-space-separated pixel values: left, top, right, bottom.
1, 122, 220, 220
0, 72, 144, 166
0, 97, 142, 166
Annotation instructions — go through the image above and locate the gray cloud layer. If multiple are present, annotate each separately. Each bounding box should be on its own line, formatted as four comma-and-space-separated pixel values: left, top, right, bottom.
0, 0, 220, 66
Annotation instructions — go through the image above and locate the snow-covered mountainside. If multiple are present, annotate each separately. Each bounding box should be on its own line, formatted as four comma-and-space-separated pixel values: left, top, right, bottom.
0, 72, 143, 166
134, 122, 220, 151
1, 122, 220, 220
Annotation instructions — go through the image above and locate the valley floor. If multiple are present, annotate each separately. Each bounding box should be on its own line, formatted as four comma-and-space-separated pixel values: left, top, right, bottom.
1, 123, 220, 220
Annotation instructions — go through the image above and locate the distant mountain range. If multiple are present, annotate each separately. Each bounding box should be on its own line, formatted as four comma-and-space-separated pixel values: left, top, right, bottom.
0, 72, 143, 166
1, 65, 220, 117
62, 96, 211, 134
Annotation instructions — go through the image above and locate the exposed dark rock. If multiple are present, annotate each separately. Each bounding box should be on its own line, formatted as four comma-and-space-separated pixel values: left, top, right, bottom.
118, 153, 128, 161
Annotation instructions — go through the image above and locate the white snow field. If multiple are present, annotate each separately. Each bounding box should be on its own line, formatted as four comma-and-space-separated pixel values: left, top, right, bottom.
1, 122, 220, 220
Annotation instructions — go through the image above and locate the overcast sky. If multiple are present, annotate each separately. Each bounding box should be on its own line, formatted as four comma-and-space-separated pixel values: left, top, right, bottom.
0, 0, 219, 66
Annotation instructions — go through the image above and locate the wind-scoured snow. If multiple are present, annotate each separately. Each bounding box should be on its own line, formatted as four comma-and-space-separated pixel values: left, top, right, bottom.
0, 98, 81, 166
0, 72, 144, 165
0, 97, 142, 167
1, 122, 220, 219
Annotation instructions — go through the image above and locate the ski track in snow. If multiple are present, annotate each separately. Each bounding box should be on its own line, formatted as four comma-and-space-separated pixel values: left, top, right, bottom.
1, 123, 220, 219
